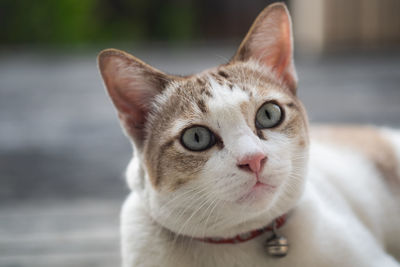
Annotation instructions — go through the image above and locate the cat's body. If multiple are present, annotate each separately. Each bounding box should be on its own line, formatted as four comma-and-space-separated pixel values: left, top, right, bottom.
121, 126, 400, 267
98, 3, 400, 266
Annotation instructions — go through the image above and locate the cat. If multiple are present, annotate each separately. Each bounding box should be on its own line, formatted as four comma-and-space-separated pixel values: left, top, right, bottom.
98, 3, 400, 267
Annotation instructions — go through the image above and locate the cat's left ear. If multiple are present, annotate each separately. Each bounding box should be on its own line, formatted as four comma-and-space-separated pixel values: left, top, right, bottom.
233, 3, 297, 93
98, 49, 174, 149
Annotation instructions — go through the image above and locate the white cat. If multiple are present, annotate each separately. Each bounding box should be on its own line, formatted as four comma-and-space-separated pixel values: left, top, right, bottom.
98, 3, 400, 266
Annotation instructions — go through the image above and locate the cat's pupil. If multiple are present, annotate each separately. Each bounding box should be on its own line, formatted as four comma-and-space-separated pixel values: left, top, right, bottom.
265, 110, 271, 120
194, 132, 200, 143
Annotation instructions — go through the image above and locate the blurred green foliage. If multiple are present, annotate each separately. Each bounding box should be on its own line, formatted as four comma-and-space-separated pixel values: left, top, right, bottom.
0, 0, 197, 45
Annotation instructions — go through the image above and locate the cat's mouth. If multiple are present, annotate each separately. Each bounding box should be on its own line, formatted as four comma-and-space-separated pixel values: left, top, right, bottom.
254, 181, 276, 189
236, 181, 277, 203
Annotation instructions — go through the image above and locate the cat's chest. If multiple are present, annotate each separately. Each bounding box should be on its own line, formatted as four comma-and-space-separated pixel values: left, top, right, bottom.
178, 236, 276, 267
172, 225, 343, 267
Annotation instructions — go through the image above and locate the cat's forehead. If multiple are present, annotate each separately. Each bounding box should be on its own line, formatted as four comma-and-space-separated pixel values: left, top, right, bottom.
158, 61, 292, 117
148, 61, 294, 142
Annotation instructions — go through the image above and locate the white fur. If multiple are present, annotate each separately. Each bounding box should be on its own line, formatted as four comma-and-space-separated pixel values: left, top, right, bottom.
120, 79, 400, 266
121, 131, 400, 267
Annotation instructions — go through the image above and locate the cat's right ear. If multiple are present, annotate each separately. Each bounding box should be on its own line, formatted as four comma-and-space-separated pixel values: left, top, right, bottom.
98, 49, 172, 149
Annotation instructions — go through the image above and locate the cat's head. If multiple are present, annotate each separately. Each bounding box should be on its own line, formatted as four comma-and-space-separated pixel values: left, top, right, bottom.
99, 3, 309, 238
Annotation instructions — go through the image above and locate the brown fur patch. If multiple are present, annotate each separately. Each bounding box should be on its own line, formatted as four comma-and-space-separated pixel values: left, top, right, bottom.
240, 102, 250, 121
216, 139, 224, 150
197, 98, 208, 113
196, 77, 206, 86
200, 86, 213, 98
162, 151, 207, 190
311, 125, 399, 184
218, 70, 229, 79
210, 72, 225, 86
217, 63, 280, 94
143, 75, 219, 189
256, 129, 267, 140
151, 136, 209, 190
154, 139, 175, 186
276, 101, 306, 138
172, 179, 186, 190
286, 102, 298, 110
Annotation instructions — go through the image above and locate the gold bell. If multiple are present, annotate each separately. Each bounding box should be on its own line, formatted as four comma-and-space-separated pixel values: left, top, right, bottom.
265, 234, 289, 257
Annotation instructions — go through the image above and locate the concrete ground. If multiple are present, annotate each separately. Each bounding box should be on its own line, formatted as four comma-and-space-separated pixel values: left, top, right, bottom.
0, 45, 399, 266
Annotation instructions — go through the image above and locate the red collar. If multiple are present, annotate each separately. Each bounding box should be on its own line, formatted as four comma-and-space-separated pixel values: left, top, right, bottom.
195, 214, 287, 244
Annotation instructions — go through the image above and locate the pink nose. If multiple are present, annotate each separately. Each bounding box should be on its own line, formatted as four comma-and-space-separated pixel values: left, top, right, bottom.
237, 153, 267, 174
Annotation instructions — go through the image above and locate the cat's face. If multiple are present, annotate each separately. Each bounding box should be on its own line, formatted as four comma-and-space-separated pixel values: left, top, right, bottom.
143, 61, 308, 237
99, 3, 309, 238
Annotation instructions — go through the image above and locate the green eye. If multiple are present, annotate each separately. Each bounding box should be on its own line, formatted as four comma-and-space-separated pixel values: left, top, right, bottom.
181, 126, 216, 151
255, 102, 283, 129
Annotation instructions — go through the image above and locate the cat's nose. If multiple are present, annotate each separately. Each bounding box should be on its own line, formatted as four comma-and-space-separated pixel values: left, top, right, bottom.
237, 153, 267, 174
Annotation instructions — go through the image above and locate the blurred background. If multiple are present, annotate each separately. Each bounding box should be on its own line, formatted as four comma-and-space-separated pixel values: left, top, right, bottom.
0, 0, 399, 266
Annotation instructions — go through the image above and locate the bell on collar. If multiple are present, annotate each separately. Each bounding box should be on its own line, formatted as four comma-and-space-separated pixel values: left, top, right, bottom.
264, 220, 289, 257
265, 234, 289, 257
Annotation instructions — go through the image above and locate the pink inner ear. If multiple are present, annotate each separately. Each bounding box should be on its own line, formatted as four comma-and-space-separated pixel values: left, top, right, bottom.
252, 8, 293, 80
103, 75, 148, 142
235, 4, 298, 92
114, 85, 149, 125
99, 51, 168, 146
275, 21, 291, 76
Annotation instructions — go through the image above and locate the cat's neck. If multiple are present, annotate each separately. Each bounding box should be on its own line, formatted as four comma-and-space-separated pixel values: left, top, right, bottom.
194, 214, 287, 244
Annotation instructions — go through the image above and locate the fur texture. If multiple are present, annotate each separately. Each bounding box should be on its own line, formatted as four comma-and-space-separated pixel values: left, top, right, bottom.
98, 3, 400, 267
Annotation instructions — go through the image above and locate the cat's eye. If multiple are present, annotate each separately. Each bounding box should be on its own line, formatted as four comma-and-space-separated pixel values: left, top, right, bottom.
255, 102, 283, 129
181, 126, 216, 151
